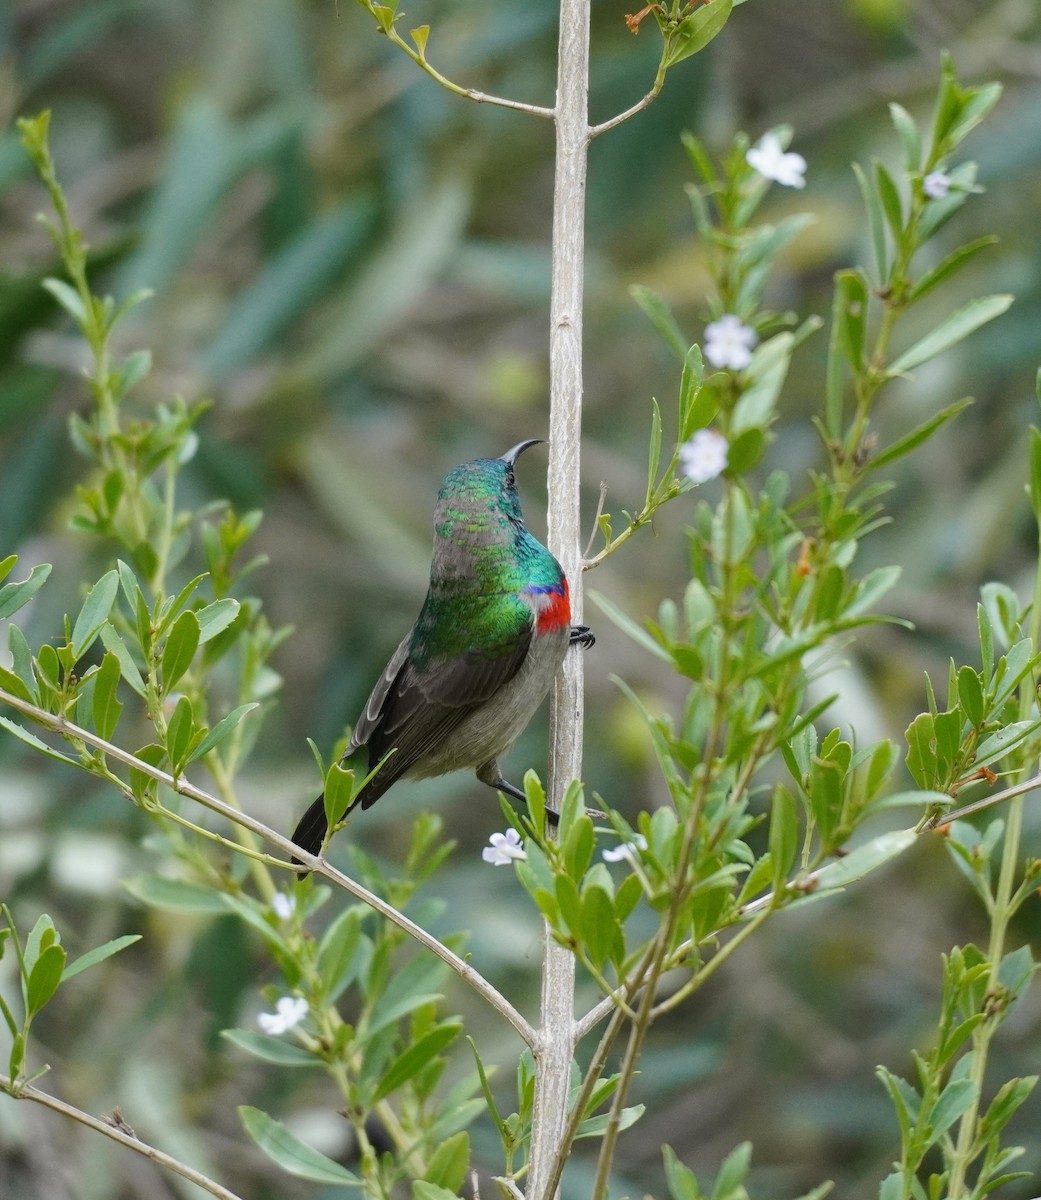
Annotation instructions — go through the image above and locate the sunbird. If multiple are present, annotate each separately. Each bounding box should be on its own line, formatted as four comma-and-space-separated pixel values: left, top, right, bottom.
291, 439, 594, 861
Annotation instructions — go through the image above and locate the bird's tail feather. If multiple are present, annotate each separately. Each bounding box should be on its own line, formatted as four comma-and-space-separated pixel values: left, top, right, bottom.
291, 794, 330, 861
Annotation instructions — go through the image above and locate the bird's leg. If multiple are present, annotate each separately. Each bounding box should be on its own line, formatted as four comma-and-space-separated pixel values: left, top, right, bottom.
477, 760, 606, 823
569, 624, 595, 648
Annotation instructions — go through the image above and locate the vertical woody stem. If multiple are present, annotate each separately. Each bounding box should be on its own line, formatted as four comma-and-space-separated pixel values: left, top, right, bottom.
532, 0, 591, 1197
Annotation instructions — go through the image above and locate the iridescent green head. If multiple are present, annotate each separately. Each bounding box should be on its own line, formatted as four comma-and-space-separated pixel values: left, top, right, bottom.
434, 440, 543, 528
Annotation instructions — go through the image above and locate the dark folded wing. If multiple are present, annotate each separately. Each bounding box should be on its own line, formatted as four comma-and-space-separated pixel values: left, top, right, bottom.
350, 617, 534, 809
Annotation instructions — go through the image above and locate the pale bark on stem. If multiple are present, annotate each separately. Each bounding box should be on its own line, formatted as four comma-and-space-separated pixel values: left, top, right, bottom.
530, 0, 592, 1196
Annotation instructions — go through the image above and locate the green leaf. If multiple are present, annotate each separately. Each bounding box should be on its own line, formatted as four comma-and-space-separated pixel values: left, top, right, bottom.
239, 1106, 362, 1186
0, 562, 52, 620
222, 1029, 320, 1068
713, 1140, 752, 1197
663, 1145, 703, 1200
679, 343, 713, 439
812, 829, 916, 892
165, 694, 196, 771
91, 651, 123, 741
925, 1077, 977, 1146
908, 236, 997, 304
647, 398, 663, 500
123, 874, 229, 913
957, 666, 984, 728
323, 761, 356, 832
0, 716, 78, 767
834, 270, 869, 373
421, 1130, 469, 1193
188, 702, 260, 763
630, 285, 688, 361
852, 161, 888, 282
374, 1022, 462, 1101
115, 349, 152, 398
100, 623, 146, 697
363, 953, 446, 1038
868, 398, 973, 472
413, 1185, 460, 1200
590, 590, 673, 663
874, 159, 904, 239
41, 276, 87, 323
128, 742, 166, 802
161, 609, 200, 690
889, 102, 921, 172
27, 942, 66, 1016
196, 598, 240, 643
581, 885, 620, 971
664, 0, 733, 66
410, 24, 429, 55
978, 1076, 1037, 1140
62, 934, 141, 981
768, 786, 798, 890
70, 570, 119, 660
317, 907, 365, 1003
0, 665, 33, 705
888, 294, 1013, 375
575, 1103, 645, 1140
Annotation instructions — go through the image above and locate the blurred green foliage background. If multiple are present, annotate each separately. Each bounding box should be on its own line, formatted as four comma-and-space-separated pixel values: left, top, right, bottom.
2, 0, 1041, 1197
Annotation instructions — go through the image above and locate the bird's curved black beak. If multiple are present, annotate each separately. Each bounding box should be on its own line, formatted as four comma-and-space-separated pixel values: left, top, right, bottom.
499, 439, 544, 466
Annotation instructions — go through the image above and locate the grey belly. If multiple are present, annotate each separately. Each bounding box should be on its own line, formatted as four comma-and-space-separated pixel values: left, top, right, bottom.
410, 628, 569, 777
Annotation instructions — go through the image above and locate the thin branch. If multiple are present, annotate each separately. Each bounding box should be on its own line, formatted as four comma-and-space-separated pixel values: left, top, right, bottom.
582, 481, 609, 559
462, 88, 555, 118
0, 688, 536, 1048
588, 81, 664, 139
375, 18, 554, 119
925, 772, 1041, 828
588, 45, 669, 140
0, 1074, 244, 1200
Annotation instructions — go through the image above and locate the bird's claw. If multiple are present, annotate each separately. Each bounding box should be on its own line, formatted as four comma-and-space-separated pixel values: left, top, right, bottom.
569, 624, 595, 648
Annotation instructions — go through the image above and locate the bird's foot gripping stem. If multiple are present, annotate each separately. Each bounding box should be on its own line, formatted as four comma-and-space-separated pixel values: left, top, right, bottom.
569, 624, 595, 648
478, 764, 606, 823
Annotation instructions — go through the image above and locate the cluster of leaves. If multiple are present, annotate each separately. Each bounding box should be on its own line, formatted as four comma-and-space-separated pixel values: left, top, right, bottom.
0, 906, 139, 1093
129, 814, 480, 1196
479, 59, 1040, 1200
1, 114, 499, 1200
0, 115, 287, 871
2, 49, 1039, 1200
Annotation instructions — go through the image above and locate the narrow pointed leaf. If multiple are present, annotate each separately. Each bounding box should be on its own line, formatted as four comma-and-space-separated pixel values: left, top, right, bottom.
0, 563, 52, 620
630, 285, 687, 361
868, 398, 972, 472
0, 717, 78, 766
161, 609, 200, 690
222, 1029, 320, 1067
664, 0, 733, 66
188, 702, 260, 763
889, 294, 1013, 375
239, 1106, 362, 1185
62, 935, 141, 981
71, 570, 119, 660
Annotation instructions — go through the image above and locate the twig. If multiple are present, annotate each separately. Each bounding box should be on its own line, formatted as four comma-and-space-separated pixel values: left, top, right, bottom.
0, 688, 536, 1048
0, 1074, 244, 1200
925, 772, 1041, 828
582, 481, 609, 559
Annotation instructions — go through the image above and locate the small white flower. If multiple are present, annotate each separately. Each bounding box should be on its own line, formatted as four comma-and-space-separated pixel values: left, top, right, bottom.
703, 314, 758, 371
258, 996, 309, 1036
679, 429, 729, 484
746, 132, 807, 189
271, 892, 295, 921
602, 835, 648, 865
923, 170, 951, 199
482, 829, 526, 865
